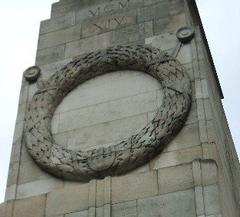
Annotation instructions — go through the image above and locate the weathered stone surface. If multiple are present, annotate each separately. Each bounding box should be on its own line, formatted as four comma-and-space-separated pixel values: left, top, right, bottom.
40, 12, 75, 34
6, 162, 19, 187
16, 178, 63, 199
46, 184, 89, 216
204, 184, 221, 216
36, 44, 65, 65
111, 22, 153, 45
65, 32, 111, 58
4, 185, 16, 201
112, 171, 158, 203
0, 201, 13, 217
51, 0, 81, 18
18, 159, 52, 184
65, 210, 88, 217
137, 1, 170, 23
38, 24, 81, 50
56, 90, 162, 133
13, 195, 46, 217
112, 200, 137, 217
202, 160, 218, 186
195, 79, 209, 99
53, 70, 161, 114
146, 32, 177, 51
164, 122, 200, 152
154, 13, 186, 35
0, 202, 6, 217
137, 189, 196, 217
55, 114, 148, 150
151, 146, 202, 169
158, 163, 194, 194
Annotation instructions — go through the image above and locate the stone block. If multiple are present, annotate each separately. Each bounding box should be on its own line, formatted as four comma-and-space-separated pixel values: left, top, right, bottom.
185, 101, 198, 124
202, 142, 218, 160
81, 9, 137, 38
183, 62, 194, 81
40, 12, 75, 34
112, 171, 158, 204
202, 160, 218, 186
57, 89, 161, 133
206, 215, 222, 217
6, 162, 19, 187
96, 179, 104, 207
13, 195, 46, 217
45, 184, 89, 216
206, 120, 217, 142
65, 32, 111, 58
9, 139, 22, 165
12, 120, 24, 143
195, 79, 209, 99
88, 179, 97, 207
27, 83, 38, 101
0, 201, 13, 217
145, 32, 177, 51
203, 99, 213, 120
103, 177, 111, 204
154, 13, 186, 35
177, 44, 192, 64
38, 24, 81, 50
169, 0, 185, 16
150, 145, 202, 170
18, 158, 53, 184
130, 163, 150, 174
36, 44, 65, 66
112, 200, 137, 217
65, 210, 88, 217
15, 103, 27, 123
137, 189, 196, 217
55, 113, 148, 151
194, 186, 205, 216
0, 202, 6, 217
158, 163, 194, 194
4, 184, 17, 201
143, 0, 164, 6
137, 1, 170, 23
51, 1, 81, 18
112, 21, 153, 45
16, 178, 63, 199
164, 122, 200, 152
18, 83, 28, 105
54, 70, 161, 114
204, 184, 221, 215
96, 207, 104, 217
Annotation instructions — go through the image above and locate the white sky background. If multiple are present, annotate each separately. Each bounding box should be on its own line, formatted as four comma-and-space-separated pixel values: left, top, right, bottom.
0, 0, 239, 203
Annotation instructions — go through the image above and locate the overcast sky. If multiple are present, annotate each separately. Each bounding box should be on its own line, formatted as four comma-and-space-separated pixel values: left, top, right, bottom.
0, 0, 239, 203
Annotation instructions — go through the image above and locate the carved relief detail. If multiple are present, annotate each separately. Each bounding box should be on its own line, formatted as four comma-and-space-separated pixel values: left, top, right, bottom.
24, 45, 192, 181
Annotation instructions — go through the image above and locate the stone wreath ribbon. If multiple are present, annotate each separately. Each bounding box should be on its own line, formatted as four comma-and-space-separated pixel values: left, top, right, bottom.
24, 45, 192, 181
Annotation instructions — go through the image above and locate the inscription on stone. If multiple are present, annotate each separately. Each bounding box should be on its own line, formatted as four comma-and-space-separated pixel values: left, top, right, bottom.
89, 0, 130, 17
82, 10, 136, 38
93, 16, 128, 31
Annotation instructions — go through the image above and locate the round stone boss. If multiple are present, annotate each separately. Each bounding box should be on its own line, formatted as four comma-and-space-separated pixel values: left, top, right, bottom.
24, 45, 192, 181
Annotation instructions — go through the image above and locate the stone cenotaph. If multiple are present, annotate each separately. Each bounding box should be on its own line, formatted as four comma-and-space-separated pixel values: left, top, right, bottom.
1, 0, 240, 217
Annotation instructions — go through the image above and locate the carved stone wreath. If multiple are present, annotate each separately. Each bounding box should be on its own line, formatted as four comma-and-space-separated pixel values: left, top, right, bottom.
24, 45, 192, 181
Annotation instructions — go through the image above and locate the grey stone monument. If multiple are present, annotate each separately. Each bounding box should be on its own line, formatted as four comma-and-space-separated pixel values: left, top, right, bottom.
0, 0, 240, 216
